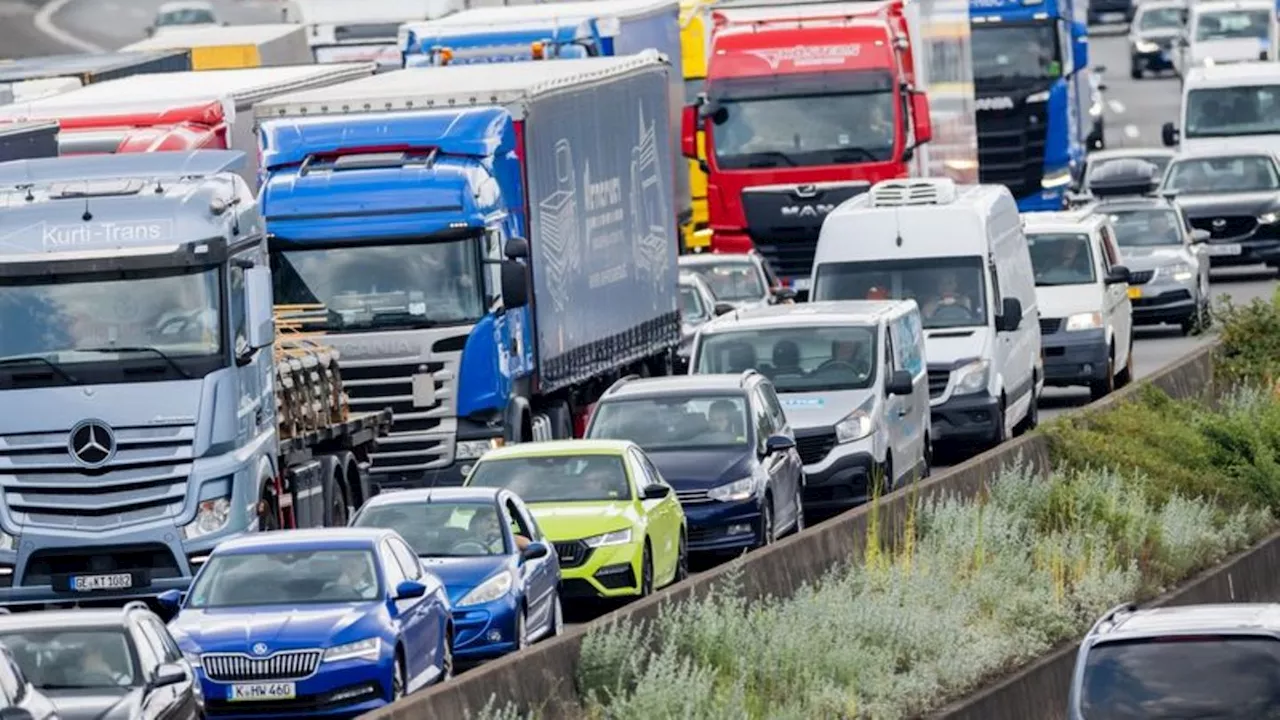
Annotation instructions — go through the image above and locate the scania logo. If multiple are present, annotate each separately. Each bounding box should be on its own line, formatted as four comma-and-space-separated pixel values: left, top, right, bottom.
252, 643, 270, 656
975, 96, 1016, 112
68, 420, 115, 469
781, 204, 836, 218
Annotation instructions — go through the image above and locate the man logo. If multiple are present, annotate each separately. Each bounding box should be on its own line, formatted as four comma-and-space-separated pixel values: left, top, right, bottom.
252, 643, 270, 656
68, 420, 115, 469
975, 96, 1016, 112
781, 204, 836, 218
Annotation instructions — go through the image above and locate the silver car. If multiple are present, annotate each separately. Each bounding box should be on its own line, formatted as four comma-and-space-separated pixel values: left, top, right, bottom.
677, 272, 727, 370
677, 251, 794, 310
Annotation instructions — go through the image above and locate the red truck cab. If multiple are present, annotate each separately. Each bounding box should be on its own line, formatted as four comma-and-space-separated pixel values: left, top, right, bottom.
680, 0, 933, 293
0, 100, 229, 156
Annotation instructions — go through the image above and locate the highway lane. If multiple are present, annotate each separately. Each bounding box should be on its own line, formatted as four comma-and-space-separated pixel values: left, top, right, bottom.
0, 1, 73, 58
40, 0, 285, 52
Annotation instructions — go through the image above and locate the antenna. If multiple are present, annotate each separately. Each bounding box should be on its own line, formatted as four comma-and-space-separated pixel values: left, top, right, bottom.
80, 179, 92, 222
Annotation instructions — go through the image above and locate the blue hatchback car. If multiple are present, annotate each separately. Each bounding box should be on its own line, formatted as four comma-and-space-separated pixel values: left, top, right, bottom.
160, 528, 452, 718
350, 487, 562, 662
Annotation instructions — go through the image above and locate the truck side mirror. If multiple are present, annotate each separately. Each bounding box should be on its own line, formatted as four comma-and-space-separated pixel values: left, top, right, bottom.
681, 105, 698, 159
996, 297, 1023, 332
245, 266, 275, 350
503, 236, 529, 260
501, 260, 529, 310
1072, 21, 1089, 73
910, 92, 932, 145
1162, 122, 1179, 147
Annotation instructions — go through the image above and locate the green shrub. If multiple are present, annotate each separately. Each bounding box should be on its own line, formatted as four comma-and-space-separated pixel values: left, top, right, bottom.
1214, 290, 1280, 387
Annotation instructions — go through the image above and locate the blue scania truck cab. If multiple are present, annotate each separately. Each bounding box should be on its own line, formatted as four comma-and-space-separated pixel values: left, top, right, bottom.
401, 20, 599, 66
970, 0, 1095, 212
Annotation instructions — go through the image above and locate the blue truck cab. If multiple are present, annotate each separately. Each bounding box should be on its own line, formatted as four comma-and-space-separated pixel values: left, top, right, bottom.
970, 0, 1094, 212
401, 20, 600, 66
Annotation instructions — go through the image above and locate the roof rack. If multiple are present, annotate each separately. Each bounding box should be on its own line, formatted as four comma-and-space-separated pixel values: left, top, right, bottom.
122, 600, 151, 614
605, 374, 642, 395
1083, 158, 1164, 201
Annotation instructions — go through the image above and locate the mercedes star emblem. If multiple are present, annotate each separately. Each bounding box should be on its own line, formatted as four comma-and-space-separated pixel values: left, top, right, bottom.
252, 643, 269, 656
68, 420, 116, 469
1212, 218, 1227, 228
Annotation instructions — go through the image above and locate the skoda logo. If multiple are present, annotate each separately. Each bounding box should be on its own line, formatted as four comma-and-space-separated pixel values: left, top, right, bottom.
68, 420, 116, 469
252, 643, 269, 656
1213, 218, 1227, 228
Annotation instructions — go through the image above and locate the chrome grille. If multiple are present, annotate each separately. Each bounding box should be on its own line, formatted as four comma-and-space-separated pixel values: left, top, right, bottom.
0, 423, 193, 530
927, 368, 951, 399
675, 488, 714, 505
553, 540, 590, 569
202, 650, 322, 682
1039, 318, 1061, 335
1190, 215, 1257, 239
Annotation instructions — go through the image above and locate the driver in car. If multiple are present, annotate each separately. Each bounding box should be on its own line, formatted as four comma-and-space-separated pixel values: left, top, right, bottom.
826, 339, 871, 376
469, 509, 530, 553
78, 641, 129, 686
922, 270, 974, 320
335, 553, 377, 597
1147, 212, 1181, 244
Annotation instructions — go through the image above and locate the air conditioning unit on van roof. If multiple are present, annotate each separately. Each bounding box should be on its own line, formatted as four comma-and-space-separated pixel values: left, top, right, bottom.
868, 178, 957, 207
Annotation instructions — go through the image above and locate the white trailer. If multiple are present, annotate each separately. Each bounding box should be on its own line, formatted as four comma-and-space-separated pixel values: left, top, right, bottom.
286, 0, 465, 67
121, 24, 314, 69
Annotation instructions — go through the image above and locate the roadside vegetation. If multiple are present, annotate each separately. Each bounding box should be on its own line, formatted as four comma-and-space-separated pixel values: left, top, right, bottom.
470, 292, 1280, 720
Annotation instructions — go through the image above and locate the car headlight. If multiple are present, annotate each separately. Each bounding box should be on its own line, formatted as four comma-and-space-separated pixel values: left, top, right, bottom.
182, 650, 201, 668
458, 570, 515, 607
456, 438, 501, 461
1159, 262, 1194, 282
181, 497, 230, 540
1042, 169, 1072, 189
582, 528, 633, 547
1064, 311, 1103, 332
1260, 212, 1280, 225
1135, 39, 1159, 52
323, 637, 382, 663
951, 359, 990, 396
1026, 90, 1049, 103
707, 477, 755, 503
834, 395, 876, 444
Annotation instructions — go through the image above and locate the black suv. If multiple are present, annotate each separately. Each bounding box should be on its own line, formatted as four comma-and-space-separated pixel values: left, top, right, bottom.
585, 372, 805, 555
0, 603, 203, 720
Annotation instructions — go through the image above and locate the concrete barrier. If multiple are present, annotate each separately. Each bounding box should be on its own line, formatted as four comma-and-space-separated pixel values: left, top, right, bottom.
363, 342, 1219, 720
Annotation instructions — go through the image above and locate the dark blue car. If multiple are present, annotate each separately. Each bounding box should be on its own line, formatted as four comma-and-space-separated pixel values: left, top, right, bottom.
349, 487, 562, 662
160, 528, 452, 718
585, 372, 806, 555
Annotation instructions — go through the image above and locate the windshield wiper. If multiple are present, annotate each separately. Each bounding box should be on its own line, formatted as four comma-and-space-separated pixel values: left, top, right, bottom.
367, 310, 443, 329
0, 355, 79, 384
830, 147, 878, 163
77, 346, 193, 379
743, 150, 798, 168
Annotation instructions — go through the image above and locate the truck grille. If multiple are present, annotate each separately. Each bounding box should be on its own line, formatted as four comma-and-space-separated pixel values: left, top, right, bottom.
1189, 215, 1256, 240
927, 368, 951, 399
553, 540, 591, 569
794, 430, 837, 465
1128, 269, 1154, 285
202, 650, 322, 682
0, 423, 194, 530
1039, 318, 1061, 335
976, 101, 1048, 200
23, 543, 182, 586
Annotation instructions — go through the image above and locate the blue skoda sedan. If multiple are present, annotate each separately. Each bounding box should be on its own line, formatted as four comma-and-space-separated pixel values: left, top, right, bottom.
350, 487, 562, 662
160, 528, 453, 718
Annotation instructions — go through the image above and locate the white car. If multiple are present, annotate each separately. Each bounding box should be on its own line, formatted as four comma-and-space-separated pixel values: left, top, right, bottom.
1173, 0, 1277, 72
147, 0, 224, 37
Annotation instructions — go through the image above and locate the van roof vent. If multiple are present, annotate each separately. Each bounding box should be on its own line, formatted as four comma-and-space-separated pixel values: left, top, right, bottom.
868, 178, 957, 207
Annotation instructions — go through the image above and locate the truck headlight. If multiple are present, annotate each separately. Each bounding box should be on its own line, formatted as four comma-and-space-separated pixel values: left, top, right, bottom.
1064, 311, 1103, 331
0, 532, 15, 552
707, 477, 755, 503
457, 570, 515, 607
456, 439, 499, 461
1259, 212, 1280, 225
181, 497, 231, 540
1159, 263, 1194, 282
951, 360, 990, 396
1135, 39, 1159, 53
1042, 169, 1072, 188
323, 637, 381, 663
1026, 90, 1050, 103
582, 528, 633, 547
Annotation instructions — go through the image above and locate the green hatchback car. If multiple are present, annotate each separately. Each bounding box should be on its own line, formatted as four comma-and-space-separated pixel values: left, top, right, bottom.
463, 439, 688, 600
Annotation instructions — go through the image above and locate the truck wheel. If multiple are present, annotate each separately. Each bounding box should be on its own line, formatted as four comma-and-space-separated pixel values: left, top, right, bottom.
257, 485, 280, 532
321, 455, 348, 527
543, 402, 573, 440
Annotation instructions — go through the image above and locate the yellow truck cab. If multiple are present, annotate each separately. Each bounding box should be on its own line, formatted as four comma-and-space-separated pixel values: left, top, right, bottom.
680, 0, 712, 252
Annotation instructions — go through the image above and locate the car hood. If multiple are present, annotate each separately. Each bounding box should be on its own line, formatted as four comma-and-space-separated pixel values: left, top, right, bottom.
1174, 190, 1280, 218
418, 556, 512, 605
526, 501, 638, 541
923, 326, 993, 366
1118, 246, 1190, 270
1135, 28, 1181, 42
170, 603, 376, 652
777, 389, 875, 429
1036, 285, 1105, 318
644, 449, 755, 490
45, 688, 138, 720
1191, 38, 1269, 63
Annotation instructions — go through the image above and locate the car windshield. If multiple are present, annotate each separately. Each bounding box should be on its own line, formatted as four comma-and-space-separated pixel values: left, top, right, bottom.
468, 455, 631, 503
682, 261, 766, 301
1106, 209, 1184, 247
0, 630, 136, 690
354, 502, 509, 556
0, 266, 222, 364
1185, 84, 1280, 139
972, 22, 1063, 83
1087, 156, 1173, 187
187, 549, 381, 608
1193, 9, 1270, 40
1164, 155, 1280, 194
157, 8, 216, 25
1081, 636, 1280, 718
680, 283, 708, 322
1028, 233, 1097, 286
812, 256, 988, 330
271, 238, 486, 332
1138, 7, 1184, 30
589, 395, 751, 451
696, 325, 877, 392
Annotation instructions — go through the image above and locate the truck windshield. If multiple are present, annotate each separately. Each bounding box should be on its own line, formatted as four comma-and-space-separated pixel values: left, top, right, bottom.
1080, 636, 1280, 718
971, 22, 1063, 83
187, 549, 381, 608
709, 72, 897, 169
1193, 9, 1271, 41
0, 267, 221, 367
696, 325, 877, 392
1028, 233, 1097, 286
1185, 84, 1280, 138
812, 257, 989, 330
1106, 209, 1184, 247
271, 239, 486, 331
1165, 155, 1280, 193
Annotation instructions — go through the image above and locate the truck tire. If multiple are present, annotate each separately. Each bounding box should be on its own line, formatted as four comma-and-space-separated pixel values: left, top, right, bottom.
504, 397, 532, 445
543, 402, 573, 440
319, 455, 348, 527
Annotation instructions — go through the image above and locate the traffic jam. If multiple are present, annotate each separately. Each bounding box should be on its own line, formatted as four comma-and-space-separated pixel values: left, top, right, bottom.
0, 0, 1270, 716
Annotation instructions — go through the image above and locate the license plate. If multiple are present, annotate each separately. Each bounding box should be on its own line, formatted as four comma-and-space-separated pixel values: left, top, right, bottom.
229, 683, 296, 702
1207, 243, 1242, 256
791, 278, 812, 291
1127, 286, 1143, 299
70, 573, 133, 592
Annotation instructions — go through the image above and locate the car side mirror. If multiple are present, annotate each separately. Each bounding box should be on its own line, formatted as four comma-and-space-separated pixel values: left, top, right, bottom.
394, 579, 427, 600
996, 297, 1023, 332
520, 541, 549, 562
1191, 229, 1211, 243
1105, 265, 1131, 284
764, 434, 795, 454
153, 663, 187, 688
245, 266, 274, 350
713, 301, 735, 316
642, 484, 671, 500
886, 369, 914, 396
156, 589, 184, 613
1162, 122, 1180, 147
773, 286, 797, 302
0, 708, 35, 720
501, 260, 529, 309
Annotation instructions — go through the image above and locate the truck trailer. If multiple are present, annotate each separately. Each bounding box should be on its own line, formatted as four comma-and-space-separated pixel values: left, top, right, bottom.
290, 0, 464, 68
254, 53, 681, 489
0, 150, 390, 608
120, 24, 314, 70
0, 121, 58, 162
0, 51, 193, 108
0, 64, 376, 185
680, 0, 978, 293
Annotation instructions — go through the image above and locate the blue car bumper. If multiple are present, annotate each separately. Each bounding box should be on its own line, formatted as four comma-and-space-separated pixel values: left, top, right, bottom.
198, 659, 391, 719
452, 595, 520, 661
683, 499, 762, 554
1041, 329, 1109, 387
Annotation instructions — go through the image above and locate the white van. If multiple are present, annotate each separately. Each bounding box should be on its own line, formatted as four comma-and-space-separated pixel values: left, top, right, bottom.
1174, 0, 1277, 73
1164, 62, 1280, 152
1023, 210, 1135, 400
809, 178, 1042, 451
688, 300, 930, 510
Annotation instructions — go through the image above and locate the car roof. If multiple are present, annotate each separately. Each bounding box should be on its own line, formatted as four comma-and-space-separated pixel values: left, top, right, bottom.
1193, 0, 1271, 12
1135, 0, 1186, 10
1089, 196, 1175, 211
360, 486, 501, 510
0, 608, 143, 632
1171, 145, 1280, 162
1088, 148, 1176, 163
158, 0, 215, 11
478, 439, 634, 460
702, 300, 903, 331
1022, 208, 1106, 233
1186, 61, 1280, 87
678, 253, 757, 266
213, 528, 391, 554
1091, 604, 1280, 644
602, 374, 753, 400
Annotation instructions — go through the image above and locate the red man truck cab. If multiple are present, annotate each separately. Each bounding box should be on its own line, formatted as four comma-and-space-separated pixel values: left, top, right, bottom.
680, 0, 933, 294
47, 101, 228, 155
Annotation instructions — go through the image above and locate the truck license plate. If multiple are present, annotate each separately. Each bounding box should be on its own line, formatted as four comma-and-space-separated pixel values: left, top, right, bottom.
229, 683, 296, 702
1207, 243, 1242, 256
1127, 286, 1142, 300
70, 573, 133, 592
